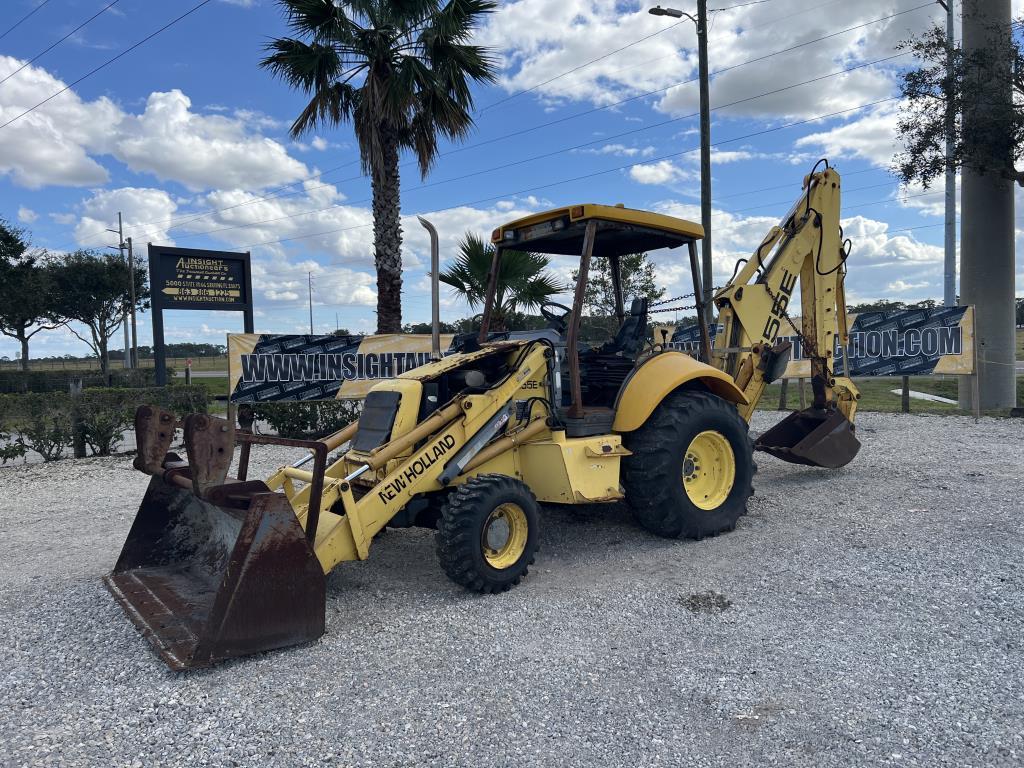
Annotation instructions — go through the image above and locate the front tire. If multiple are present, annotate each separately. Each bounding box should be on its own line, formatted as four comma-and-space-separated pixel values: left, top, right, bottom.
622, 388, 754, 539
436, 474, 541, 593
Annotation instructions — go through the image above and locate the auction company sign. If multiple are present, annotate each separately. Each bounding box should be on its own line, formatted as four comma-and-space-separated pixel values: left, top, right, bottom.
228, 333, 455, 402
665, 306, 975, 377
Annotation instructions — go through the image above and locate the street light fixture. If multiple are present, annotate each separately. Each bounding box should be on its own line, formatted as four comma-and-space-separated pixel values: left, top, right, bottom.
649, 2, 713, 330
106, 216, 138, 369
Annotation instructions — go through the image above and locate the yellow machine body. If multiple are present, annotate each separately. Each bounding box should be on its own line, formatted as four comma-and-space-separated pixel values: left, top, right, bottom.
108, 160, 862, 670
612, 351, 748, 432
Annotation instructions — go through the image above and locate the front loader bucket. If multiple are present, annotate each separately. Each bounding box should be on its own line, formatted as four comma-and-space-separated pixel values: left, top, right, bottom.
754, 408, 860, 469
104, 475, 326, 671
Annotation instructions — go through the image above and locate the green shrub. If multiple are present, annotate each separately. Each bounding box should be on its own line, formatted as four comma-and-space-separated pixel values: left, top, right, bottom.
0, 368, 161, 394
252, 400, 361, 439
0, 385, 209, 460
0, 434, 27, 465
10, 393, 73, 462
77, 390, 134, 456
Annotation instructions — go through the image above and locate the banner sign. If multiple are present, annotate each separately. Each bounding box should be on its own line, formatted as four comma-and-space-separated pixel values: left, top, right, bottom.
228, 333, 455, 402
664, 306, 974, 377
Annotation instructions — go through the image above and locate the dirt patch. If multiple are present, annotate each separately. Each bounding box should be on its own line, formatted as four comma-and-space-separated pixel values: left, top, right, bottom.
680, 590, 732, 614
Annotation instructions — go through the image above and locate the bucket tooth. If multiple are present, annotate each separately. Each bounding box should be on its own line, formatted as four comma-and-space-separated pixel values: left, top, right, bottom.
133, 406, 177, 475
755, 407, 861, 469
104, 475, 326, 670
182, 413, 236, 497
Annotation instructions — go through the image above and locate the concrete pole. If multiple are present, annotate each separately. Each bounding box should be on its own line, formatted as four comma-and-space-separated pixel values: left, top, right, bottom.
696, 0, 713, 327
118, 212, 129, 369
958, 0, 1016, 410
126, 237, 138, 368
942, 0, 957, 308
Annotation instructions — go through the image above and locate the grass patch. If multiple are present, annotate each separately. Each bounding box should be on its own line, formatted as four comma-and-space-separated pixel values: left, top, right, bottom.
761, 377, 960, 414
185, 376, 230, 399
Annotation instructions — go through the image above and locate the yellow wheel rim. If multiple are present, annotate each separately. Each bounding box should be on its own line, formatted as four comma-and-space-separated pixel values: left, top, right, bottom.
682, 430, 736, 510
482, 503, 529, 570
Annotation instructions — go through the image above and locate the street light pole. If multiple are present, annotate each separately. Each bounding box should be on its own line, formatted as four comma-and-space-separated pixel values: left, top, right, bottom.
126, 236, 138, 368
308, 271, 314, 334
650, 3, 713, 327
107, 212, 130, 369
939, 0, 957, 307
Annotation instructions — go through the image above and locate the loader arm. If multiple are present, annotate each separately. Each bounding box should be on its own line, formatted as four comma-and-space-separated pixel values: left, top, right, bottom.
282, 342, 554, 573
711, 161, 861, 467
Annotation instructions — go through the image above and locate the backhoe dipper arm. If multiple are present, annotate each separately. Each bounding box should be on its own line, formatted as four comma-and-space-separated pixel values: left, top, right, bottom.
712, 162, 859, 424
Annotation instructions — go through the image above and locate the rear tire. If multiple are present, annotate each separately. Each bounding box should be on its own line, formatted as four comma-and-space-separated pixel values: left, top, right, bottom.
622, 388, 754, 539
436, 474, 541, 593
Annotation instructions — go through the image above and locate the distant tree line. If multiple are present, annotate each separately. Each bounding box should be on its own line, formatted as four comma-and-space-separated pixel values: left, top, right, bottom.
0, 219, 148, 374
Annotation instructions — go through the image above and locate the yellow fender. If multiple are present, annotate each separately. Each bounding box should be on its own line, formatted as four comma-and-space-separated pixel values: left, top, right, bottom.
612, 351, 748, 433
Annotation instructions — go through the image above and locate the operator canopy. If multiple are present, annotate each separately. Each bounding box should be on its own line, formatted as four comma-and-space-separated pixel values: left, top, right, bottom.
491, 204, 704, 257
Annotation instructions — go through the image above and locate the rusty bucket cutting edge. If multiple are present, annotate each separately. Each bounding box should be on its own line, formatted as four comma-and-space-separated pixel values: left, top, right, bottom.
104, 475, 326, 671
754, 408, 861, 469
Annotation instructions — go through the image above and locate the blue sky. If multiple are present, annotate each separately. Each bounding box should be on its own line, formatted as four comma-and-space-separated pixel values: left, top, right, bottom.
1, 0, 1021, 360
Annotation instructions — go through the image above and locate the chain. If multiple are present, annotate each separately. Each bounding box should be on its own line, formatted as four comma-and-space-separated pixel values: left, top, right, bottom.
648, 290, 696, 308
649, 303, 698, 314
647, 285, 724, 315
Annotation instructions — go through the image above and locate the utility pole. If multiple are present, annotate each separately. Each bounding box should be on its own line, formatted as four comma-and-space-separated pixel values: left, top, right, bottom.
940, 0, 957, 308
125, 237, 138, 368
958, 0, 1016, 410
650, 3, 713, 326
308, 272, 314, 334
107, 212, 130, 369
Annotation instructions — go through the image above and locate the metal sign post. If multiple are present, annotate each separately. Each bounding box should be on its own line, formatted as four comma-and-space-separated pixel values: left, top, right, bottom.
148, 244, 255, 385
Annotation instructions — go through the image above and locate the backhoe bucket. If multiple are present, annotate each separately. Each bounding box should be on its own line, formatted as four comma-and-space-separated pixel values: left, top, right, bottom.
104, 408, 326, 670
754, 408, 860, 469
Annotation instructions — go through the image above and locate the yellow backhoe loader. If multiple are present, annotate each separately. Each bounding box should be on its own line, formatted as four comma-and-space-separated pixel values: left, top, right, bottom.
106, 160, 860, 669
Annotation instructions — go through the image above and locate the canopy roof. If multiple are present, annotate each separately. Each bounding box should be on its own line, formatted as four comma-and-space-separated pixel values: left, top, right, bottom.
491, 203, 704, 257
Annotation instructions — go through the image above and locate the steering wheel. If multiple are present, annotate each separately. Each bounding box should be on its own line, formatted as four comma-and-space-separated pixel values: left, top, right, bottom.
540, 301, 574, 332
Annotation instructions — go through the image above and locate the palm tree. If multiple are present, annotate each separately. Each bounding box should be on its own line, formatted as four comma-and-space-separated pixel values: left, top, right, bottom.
260, 0, 497, 332
439, 232, 566, 330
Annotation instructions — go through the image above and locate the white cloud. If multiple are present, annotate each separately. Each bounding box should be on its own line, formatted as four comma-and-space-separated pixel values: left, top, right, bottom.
17, 206, 37, 223
252, 258, 376, 309
578, 143, 657, 158
886, 279, 929, 293
0, 58, 310, 193
629, 160, 692, 185
115, 91, 308, 191
74, 187, 180, 247
0, 56, 117, 188
480, 0, 928, 120
795, 104, 901, 168
649, 199, 946, 302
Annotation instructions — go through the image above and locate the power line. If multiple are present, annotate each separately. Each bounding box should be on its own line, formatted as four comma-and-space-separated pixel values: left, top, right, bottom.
0, 0, 122, 88
479, 1, 928, 115
229, 97, 898, 253
0, 0, 213, 131
477, 20, 688, 113
0, 0, 53, 41
715, 167, 890, 200
84, 0, 819, 242
728, 180, 907, 213
82, 1, 930, 247
154, 52, 906, 245
710, 0, 774, 10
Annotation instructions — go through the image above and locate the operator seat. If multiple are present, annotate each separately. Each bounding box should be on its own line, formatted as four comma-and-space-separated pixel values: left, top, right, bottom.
603, 298, 649, 357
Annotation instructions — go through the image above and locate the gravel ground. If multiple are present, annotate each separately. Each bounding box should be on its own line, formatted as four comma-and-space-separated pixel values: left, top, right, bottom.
1, 412, 1022, 767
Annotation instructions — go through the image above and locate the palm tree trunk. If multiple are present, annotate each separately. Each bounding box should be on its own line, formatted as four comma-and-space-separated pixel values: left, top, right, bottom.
371, 135, 403, 333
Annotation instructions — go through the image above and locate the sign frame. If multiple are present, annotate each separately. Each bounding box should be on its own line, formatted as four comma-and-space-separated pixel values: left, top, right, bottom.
148, 244, 255, 385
